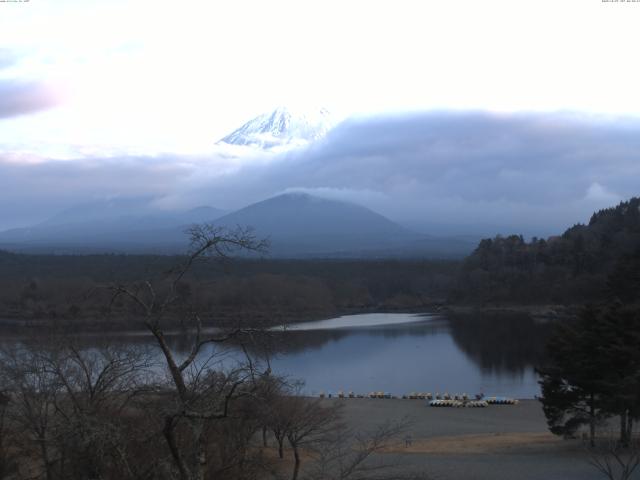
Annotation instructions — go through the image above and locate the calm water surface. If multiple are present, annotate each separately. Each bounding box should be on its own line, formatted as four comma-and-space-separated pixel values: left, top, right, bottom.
258, 313, 551, 398
5, 312, 552, 399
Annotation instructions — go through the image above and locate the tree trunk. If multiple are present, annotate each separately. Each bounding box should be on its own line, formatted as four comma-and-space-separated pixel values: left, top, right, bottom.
39, 438, 54, 480
163, 416, 191, 480
278, 438, 284, 459
262, 426, 268, 447
589, 394, 596, 447
150, 327, 188, 398
191, 418, 207, 480
291, 445, 300, 480
620, 410, 630, 447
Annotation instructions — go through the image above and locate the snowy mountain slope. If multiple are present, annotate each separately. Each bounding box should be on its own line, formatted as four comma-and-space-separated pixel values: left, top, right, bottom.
218, 107, 335, 149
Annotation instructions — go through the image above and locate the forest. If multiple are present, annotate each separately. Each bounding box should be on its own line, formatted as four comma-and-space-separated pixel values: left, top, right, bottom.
0, 255, 456, 332
452, 197, 640, 305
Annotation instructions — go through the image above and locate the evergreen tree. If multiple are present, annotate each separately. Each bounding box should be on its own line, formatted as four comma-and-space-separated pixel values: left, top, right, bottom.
538, 302, 640, 446
537, 306, 609, 446
596, 304, 640, 446
607, 249, 640, 304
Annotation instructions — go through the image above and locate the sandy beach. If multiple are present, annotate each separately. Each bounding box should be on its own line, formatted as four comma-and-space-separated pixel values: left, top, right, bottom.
323, 398, 604, 480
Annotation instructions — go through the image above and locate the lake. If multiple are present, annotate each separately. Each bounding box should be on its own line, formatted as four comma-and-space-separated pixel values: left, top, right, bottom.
257, 312, 551, 399
2, 312, 553, 399
171, 311, 550, 399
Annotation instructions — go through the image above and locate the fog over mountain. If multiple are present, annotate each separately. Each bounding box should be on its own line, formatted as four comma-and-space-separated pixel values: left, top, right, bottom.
0, 192, 476, 257
0, 198, 227, 253
215, 192, 408, 239
1, 110, 639, 238
211, 192, 474, 257
41, 197, 226, 226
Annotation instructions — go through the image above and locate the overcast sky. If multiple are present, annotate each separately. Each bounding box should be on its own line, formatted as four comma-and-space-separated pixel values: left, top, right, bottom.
1, 0, 639, 234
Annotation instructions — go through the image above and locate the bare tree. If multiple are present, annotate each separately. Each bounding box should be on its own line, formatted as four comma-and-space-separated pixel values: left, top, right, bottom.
586, 437, 640, 480
252, 370, 286, 451
46, 341, 156, 479
109, 224, 269, 480
266, 393, 291, 460
284, 397, 342, 480
0, 344, 63, 480
303, 417, 430, 480
0, 389, 16, 479
0, 339, 157, 480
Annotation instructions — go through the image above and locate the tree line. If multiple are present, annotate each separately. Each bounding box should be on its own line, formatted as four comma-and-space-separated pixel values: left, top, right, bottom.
0, 253, 456, 333
452, 197, 640, 305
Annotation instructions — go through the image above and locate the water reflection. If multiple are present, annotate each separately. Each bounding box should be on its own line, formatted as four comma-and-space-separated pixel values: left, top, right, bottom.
447, 312, 553, 375
210, 312, 550, 398
258, 314, 449, 356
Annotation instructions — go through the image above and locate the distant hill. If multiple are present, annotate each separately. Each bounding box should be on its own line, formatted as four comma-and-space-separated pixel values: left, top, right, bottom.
0, 193, 476, 258
0, 198, 226, 253
212, 192, 413, 255
38, 198, 226, 230
212, 192, 475, 258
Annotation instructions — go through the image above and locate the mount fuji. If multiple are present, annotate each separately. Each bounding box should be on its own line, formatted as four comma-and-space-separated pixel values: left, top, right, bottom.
218, 106, 335, 150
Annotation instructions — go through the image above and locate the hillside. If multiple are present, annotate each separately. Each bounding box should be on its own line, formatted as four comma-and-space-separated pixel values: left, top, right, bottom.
0, 192, 475, 258
0, 199, 226, 253
212, 192, 418, 256
453, 197, 640, 304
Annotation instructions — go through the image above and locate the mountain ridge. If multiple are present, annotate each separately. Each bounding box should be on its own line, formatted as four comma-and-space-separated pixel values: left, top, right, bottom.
0, 199, 227, 249
0, 193, 476, 258
211, 193, 475, 257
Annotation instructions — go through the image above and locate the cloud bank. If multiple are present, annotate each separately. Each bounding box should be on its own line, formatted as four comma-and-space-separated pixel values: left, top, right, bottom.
1, 111, 639, 236
0, 80, 61, 119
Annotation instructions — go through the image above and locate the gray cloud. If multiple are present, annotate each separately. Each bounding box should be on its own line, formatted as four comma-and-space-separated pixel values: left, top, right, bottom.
194, 112, 640, 235
1, 111, 639, 236
0, 80, 61, 119
0, 155, 191, 229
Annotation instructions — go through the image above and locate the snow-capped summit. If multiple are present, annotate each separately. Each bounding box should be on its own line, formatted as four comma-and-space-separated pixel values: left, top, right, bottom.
219, 106, 335, 150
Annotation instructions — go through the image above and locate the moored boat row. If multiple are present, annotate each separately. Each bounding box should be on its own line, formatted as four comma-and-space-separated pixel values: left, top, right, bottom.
318, 391, 519, 405
484, 396, 519, 405
429, 399, 490, 408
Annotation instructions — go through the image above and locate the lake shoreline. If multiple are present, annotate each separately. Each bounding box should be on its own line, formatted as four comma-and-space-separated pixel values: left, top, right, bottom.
0, 302, 576, 335
442, 303, 579, 320
0, 304, 440, 335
